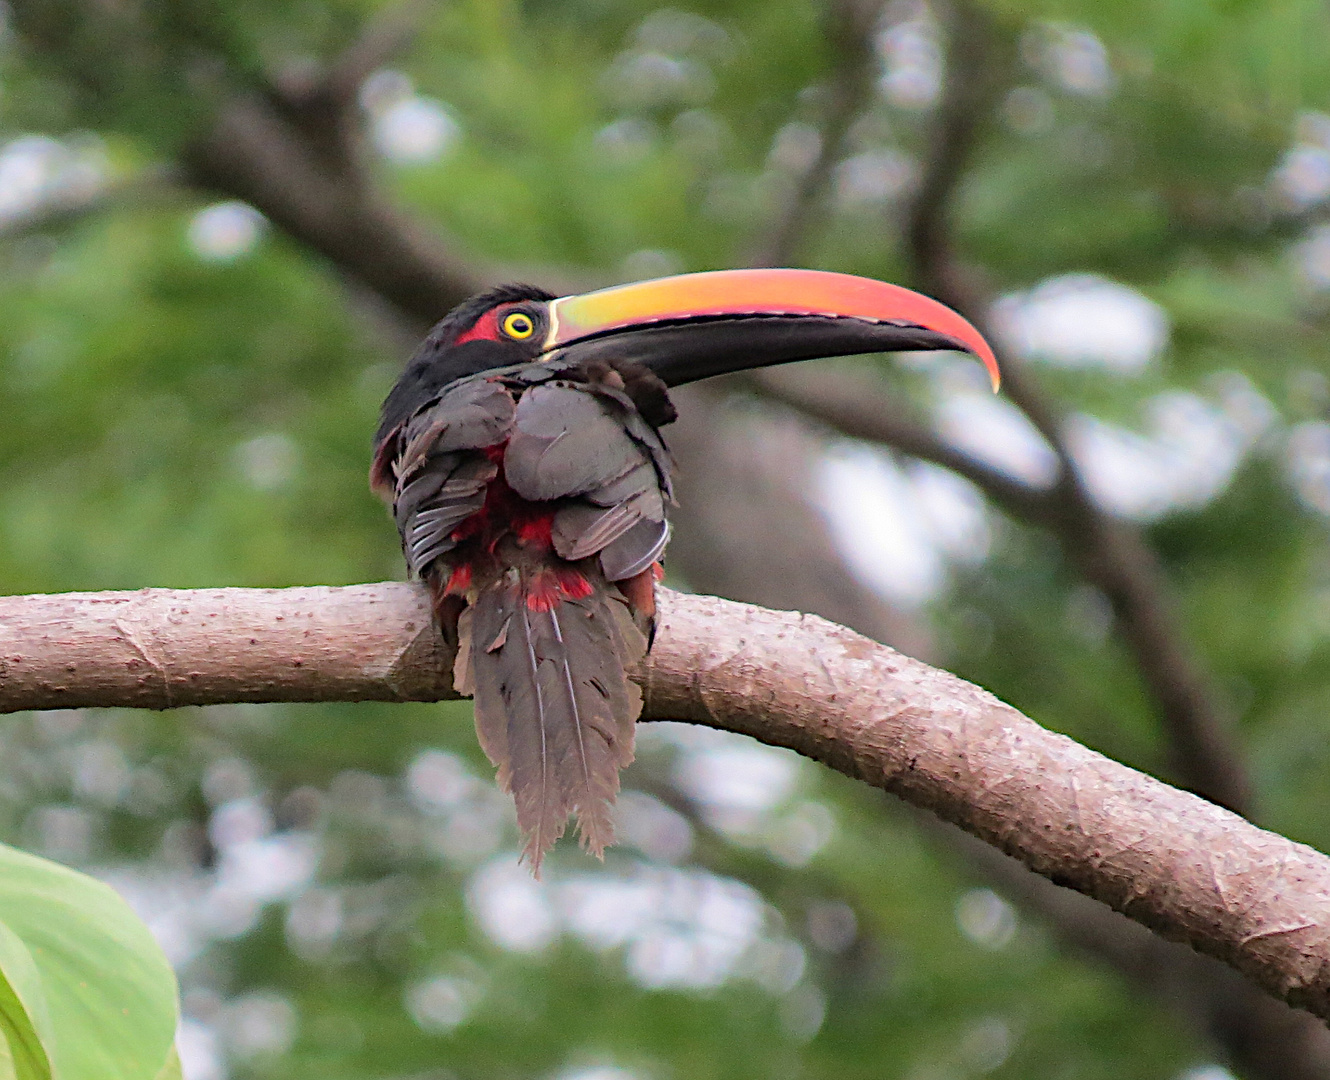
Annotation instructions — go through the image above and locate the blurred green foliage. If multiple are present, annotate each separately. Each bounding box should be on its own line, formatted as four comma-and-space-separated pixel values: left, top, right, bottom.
2, 0, 1330, 1078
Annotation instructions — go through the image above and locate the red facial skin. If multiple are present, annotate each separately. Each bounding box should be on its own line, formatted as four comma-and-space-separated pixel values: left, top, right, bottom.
452, 307, 504, 345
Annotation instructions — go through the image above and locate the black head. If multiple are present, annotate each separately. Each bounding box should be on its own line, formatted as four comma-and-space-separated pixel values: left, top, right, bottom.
375, 283, 557, 449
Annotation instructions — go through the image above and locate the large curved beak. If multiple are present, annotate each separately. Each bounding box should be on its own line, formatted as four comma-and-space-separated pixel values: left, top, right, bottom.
542, 268, 999, 391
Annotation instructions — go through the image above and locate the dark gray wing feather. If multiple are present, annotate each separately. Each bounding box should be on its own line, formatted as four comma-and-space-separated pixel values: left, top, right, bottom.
598, 517, 671, 581
401, 457, 498, 575
506, 382, 671, 580
504, 384, 640, 501
399, 378, 515, 473
391, 376, 515, 576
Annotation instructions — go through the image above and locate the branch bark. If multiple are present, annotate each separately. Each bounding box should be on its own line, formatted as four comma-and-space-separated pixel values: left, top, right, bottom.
703, 361, 1330, 1080
1, 582, 1328, 1022
740, 363, 1052, 521
182, 93, 484, 327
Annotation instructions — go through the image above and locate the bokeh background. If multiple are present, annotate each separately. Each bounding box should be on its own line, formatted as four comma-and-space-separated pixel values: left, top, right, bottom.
3, 1, 1330, 1077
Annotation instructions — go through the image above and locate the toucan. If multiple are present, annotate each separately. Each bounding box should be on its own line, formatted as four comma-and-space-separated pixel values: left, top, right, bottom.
372, 268, 997, 870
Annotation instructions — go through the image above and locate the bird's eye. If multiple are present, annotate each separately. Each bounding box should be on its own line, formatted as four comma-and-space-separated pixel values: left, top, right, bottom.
501, 311, 536, 339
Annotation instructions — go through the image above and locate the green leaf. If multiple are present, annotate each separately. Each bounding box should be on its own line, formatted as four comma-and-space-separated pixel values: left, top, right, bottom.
0, 843, 178, 1080
0, 915, 54, 1080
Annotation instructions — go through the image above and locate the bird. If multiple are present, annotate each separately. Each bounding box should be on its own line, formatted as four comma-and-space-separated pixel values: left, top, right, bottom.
372, 268, 998, 871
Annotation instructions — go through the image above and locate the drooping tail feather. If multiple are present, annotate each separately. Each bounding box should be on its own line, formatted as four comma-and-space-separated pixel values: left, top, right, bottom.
453, 566, 647, 872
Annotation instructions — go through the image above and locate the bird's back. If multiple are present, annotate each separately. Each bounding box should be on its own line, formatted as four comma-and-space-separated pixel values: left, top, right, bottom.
375, 356, 676, 870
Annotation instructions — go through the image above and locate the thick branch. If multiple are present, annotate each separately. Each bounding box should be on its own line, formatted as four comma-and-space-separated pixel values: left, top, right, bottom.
1, 583, 1328, 1022
746, 355, 1251, 814
0, 584, 454, 710
760, 352, 1251, 820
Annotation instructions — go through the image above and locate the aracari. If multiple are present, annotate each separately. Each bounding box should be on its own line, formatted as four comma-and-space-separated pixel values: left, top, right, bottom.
373, 269, 996, 871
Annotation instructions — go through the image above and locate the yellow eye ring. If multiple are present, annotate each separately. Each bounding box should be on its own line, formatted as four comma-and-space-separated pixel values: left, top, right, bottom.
501, 311, 536, 339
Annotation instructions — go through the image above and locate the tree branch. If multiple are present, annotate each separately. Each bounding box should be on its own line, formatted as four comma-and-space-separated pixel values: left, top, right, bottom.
747, 0, 886, 267
1, 582, 1328, 1021
740, 363, 1053, 522
906, 1, 1008, 316
716, 1, 1302, 1052
182, 92, 484, 326
0, 583, 453, 710
6, 0, 486, 324
744, 355, 1249, 815
322, 0, 437, 109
